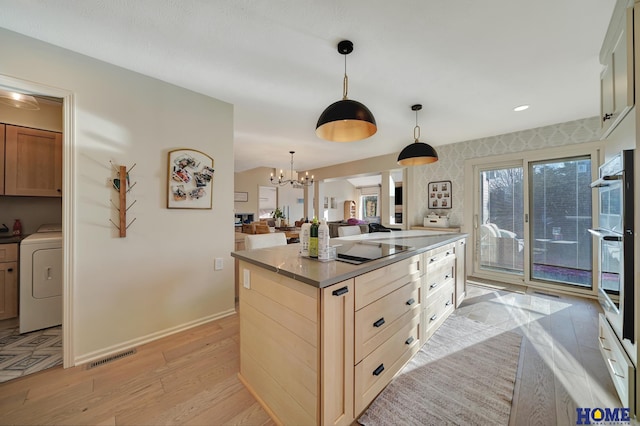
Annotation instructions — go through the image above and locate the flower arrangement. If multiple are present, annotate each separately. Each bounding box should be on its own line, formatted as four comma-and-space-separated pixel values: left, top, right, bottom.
272, 207, 285, 219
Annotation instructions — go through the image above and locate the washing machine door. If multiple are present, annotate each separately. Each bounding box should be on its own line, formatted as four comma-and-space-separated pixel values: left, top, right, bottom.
32, 247, 62, 298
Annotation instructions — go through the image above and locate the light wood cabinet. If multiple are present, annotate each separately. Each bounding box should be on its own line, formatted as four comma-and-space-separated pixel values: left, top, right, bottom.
0, 124, 4, 195
237, 237, 465, 425
321, 281, 354, 426
0, 244, 18, 320
344, 200, 356, 219
4, 125, 62, 197
600, 1, 635, 138
421, 242, 456, 342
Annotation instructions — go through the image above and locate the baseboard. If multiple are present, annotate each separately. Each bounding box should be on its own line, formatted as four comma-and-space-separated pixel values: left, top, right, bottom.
73, 308, 237, 366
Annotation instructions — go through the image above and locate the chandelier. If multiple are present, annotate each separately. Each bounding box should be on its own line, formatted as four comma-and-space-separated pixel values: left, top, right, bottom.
270, 151, 314, 187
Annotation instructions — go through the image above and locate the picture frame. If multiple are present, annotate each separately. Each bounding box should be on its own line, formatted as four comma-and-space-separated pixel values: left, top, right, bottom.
330, 197, 337, 209
167, 149, 214, 209
428, 180, 452, 209
234, 192, 248, 202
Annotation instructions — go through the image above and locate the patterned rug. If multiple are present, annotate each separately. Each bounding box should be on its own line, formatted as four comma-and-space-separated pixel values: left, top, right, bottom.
0, 325, 62, 383
358, 314, 522, 426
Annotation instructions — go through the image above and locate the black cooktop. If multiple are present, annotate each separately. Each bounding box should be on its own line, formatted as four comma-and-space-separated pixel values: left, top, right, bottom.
335, 241, 413, 264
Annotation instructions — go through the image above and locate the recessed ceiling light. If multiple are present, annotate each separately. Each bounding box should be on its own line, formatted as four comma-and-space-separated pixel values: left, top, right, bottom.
513, 105, 529, 112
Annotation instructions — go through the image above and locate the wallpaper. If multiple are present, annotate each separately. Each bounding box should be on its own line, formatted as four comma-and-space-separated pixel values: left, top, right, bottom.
412, 116, 602, 228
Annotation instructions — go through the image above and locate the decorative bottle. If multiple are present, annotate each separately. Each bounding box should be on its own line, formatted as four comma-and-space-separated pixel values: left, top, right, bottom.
318, 219, 330, 261
309, 218, 319, 258
12, 219, 22, 236
300, 222, 312, 256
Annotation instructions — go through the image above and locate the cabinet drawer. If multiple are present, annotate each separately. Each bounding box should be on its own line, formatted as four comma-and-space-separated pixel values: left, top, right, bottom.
355, 279, 420, 361
424, 243, 455, 268
598, 314, 635, 409
421, 282, 455, 344
355, 255, 420, 310
423, 259, 455, 300
0, 244, 18, 262
354, 316, 420, 414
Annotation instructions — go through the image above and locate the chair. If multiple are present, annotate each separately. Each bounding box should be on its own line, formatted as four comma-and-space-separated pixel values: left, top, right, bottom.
244, 233, 287, 250
338, 225, 362, 237
254, 223, 271, 234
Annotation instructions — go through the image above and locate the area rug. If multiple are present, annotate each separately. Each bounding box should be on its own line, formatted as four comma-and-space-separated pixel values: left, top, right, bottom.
358, 314, 522, 426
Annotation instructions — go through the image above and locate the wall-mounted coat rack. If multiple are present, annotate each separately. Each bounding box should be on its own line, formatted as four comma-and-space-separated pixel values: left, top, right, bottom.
109, 161, 137, 237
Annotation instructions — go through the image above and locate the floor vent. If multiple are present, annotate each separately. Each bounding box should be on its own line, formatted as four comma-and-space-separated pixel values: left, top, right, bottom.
86, 348, 136, 370
533, 291, 560, 298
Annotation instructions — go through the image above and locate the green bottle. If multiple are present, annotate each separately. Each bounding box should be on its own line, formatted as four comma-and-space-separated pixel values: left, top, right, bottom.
309, 218, 319, 258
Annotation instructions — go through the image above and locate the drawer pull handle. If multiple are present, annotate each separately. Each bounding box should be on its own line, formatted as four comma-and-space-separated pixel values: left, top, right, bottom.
430, 314, 438, 322
7, 268, 13, 272
446, 251, 451, 256
429, 257, 436, 263
607, 358, 625, 378
373, 318, 385, 328
332, 286, 349, 296
373, 364, 385, 376
405, 336, 414, 345
445, 274, 451, 279
406, 298, 415, 306
430, 282, 438, 289
445, 300, 452, 306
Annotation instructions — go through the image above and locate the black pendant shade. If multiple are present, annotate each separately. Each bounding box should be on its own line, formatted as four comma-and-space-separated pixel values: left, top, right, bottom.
397, 142, 439, 166
316, 99, 377, 142
316, 40, 377, 142
397, 104, 438, 166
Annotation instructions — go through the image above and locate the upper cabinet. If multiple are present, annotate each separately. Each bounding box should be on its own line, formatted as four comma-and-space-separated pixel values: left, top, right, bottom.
0, 124, 5, 195
600, 0, 636, 138
4, 125, 62, 197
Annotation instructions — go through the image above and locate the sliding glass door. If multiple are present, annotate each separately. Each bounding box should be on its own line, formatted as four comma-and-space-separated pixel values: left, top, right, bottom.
529, 157, 593, 288
471, 153, 594, 291
478, 165, 524, 275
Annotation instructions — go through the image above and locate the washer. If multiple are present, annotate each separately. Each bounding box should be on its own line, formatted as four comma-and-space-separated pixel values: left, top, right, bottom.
20, 224, 62, 334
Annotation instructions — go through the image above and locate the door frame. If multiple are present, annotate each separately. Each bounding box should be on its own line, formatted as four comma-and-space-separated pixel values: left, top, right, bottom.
0, 74, 75, 368
464, 141, 603, 297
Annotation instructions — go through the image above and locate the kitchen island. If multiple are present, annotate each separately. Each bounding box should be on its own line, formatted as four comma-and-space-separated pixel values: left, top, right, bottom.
231, 230, 467, 426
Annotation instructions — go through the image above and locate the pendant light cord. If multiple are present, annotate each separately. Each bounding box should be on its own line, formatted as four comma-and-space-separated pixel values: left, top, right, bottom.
414, 109, 420, 142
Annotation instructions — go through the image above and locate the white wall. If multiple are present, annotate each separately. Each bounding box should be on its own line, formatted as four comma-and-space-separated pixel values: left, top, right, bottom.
1, 28, 235, 363
321, 180, 357, 221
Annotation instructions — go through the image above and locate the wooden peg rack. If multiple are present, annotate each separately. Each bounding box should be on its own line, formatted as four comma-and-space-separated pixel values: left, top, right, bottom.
109, 162, 137, 237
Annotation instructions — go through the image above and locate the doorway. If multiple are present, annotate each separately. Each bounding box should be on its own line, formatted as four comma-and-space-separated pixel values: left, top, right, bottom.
0, 75, 74, 377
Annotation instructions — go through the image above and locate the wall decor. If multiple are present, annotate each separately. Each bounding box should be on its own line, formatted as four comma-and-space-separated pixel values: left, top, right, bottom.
234, 192, 248, 202
428, 180, 452, 209
167, 149, 214, 209
109, 161, 137, 237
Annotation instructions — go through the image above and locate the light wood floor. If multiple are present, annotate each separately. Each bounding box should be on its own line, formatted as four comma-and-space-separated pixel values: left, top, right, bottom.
0, 283, 620, 425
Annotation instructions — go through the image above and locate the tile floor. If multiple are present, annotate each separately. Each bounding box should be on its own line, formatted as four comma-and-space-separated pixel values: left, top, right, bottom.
0, 323, 62, 383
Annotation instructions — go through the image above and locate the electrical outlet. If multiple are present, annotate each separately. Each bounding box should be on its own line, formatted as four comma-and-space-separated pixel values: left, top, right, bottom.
214, 258, 223, 270
243, 269, 251, 289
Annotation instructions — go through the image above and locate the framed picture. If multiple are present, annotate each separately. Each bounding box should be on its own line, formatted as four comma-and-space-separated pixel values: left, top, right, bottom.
330, 197, 337, 209
428, 180, 452, 209
234, 192, 248, 202
167, 149, 214, 209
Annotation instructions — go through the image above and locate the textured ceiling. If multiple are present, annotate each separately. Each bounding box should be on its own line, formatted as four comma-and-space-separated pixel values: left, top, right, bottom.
0, 0, 615, 173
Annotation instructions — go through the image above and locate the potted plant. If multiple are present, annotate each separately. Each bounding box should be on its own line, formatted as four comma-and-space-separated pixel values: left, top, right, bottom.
272, 207, 285, 227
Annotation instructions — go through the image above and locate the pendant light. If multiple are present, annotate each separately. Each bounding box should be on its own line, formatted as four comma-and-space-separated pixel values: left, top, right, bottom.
316, 40, 377, 142
397, 104, 438, 166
